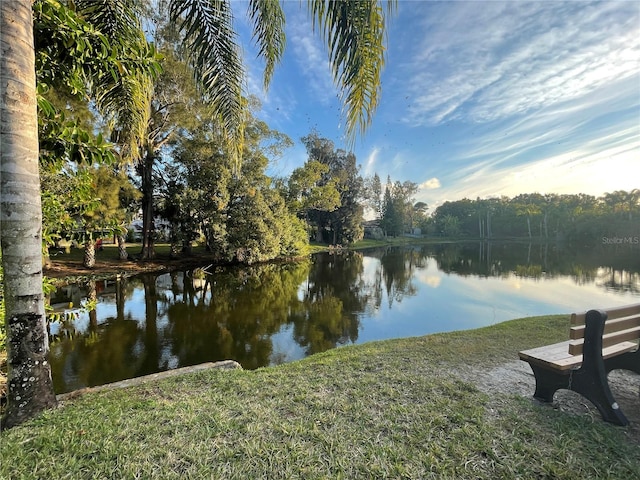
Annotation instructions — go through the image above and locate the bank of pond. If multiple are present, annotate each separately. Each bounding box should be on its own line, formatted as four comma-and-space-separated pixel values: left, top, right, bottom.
48, 241, 640, 394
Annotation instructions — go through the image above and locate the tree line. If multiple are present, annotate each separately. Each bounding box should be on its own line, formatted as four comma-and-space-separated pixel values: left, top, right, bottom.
429, 191, 640, 245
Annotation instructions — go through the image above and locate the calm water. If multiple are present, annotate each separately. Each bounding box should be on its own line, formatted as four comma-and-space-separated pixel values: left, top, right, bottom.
48, 242, 640, 394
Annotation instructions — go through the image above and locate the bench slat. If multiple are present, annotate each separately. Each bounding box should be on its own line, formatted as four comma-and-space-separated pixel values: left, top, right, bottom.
569, 313, 640, 340
571, 303, 640, 326
519, 340, 638, 371
569, 326, 640, 355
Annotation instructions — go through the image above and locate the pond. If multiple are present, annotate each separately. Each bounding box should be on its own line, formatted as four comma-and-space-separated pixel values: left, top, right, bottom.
48, 242, 640, 394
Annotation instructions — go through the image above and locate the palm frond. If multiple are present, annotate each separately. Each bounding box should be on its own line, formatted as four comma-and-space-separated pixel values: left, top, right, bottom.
169, 0, 245, 154
247, 0, 286, 89
308, 0, 395, 146
95, 71, 154, 160
73, 0, 158, 160
74, 0, 143, 39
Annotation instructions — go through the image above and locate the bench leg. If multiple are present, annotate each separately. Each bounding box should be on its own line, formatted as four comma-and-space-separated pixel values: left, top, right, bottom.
526, 363, 630, 426
568, 367, 629, 426
575, 310, 630, 426
528, 364, 570, 403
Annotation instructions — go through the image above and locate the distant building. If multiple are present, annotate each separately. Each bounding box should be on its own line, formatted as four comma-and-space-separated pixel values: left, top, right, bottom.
363, 220, 384, 239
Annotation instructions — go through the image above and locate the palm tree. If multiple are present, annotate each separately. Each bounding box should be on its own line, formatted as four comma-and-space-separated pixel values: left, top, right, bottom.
1, 1, 58, 430
1, 0, 394, 428
1, 0, 156, 430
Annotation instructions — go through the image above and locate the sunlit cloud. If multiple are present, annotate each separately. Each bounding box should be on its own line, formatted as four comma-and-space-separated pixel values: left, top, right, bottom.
363, 147, 380, 177
398, 1, 640, 127
419, 177, 441, 190
417, 136, 640, 209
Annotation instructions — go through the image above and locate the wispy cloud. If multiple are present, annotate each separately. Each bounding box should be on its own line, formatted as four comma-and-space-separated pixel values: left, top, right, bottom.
363, 147, 380, 176
286, 7, 335, 106
417, 134, 639, 208
398, 1, 640, 127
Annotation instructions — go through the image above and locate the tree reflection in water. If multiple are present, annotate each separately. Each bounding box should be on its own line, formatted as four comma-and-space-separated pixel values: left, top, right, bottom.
47, 243, 639, 393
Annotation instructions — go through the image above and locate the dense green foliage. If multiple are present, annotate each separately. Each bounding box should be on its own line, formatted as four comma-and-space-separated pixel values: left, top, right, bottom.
164, 105, 308, 264
430, 191, 640, 244
34, 0, 159, 256
285, 133, 366, 245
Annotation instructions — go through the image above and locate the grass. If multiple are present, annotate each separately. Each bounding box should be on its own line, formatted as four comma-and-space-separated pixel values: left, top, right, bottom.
1, 314, 639, 479
48, 242, 177, 263
350, 237, 472, 250
44, 236, 535, 276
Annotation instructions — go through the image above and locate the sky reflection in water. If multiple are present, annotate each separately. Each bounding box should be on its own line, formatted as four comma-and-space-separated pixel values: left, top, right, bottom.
48, 243, 640, 393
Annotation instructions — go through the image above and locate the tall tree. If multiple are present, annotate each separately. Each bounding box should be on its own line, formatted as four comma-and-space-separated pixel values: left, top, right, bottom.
300, 133, 365, 244
1, 0, 395, 428
1, 1, 58, 430
364, 173, 383, 220
1, 0, 158, 429
381, 178, 418, 236
380, 179, 395, 236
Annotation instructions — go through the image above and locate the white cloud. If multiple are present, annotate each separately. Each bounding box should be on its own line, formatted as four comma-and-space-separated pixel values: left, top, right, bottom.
397, 1, 640, 127
286, 8, 335, 106
420, 178, 441, 190
363, 147, 380, 176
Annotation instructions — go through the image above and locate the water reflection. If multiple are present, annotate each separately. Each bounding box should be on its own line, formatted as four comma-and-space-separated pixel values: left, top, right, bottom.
48, 242, 640, 393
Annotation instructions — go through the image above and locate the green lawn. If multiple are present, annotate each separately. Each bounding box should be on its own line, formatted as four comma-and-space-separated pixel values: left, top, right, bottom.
48, 242, 178, 263
1, 315, 638, 479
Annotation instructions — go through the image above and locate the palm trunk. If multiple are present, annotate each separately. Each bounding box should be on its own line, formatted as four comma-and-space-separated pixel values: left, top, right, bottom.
117, 233, 128, 260
83, 238, 96, 268
0, 1, 57, 429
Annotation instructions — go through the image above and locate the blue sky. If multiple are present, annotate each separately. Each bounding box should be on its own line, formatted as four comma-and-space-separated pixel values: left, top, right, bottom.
234, 1, 639, 212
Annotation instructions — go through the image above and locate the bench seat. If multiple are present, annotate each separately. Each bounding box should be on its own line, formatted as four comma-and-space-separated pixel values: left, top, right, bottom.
519, 340, 639, 371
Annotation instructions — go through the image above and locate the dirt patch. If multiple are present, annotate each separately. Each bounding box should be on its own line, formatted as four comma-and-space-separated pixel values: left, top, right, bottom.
462, 360, 640, 442
43, 253, 225, 282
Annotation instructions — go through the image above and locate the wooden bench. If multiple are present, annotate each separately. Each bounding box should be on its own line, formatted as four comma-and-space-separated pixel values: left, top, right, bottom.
519, 303, 640, 425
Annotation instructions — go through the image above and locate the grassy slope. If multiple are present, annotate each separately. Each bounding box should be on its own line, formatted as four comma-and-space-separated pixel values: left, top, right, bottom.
1, 314, 639, 479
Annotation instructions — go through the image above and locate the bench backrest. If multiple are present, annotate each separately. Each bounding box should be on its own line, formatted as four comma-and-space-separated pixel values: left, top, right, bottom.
568, 303, 640, 355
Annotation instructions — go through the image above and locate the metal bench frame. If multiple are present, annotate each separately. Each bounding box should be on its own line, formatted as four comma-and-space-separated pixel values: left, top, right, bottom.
519, 307, 640, 426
